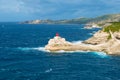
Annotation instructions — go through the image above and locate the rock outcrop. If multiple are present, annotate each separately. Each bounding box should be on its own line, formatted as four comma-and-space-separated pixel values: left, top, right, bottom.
84, 30, 120, 55
45, 34, 72, 51
84, 23, 101, 29
83, 31, 109, 45
45, 22, 120, 55
45, 31, 120, 55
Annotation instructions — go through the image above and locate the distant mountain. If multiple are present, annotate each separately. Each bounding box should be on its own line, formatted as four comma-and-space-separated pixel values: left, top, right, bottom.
21, 14, 120, 26
21, 19, 53, 24
53, 18, 91, 24
87, 14, 120, 26
21, 18, 91, 24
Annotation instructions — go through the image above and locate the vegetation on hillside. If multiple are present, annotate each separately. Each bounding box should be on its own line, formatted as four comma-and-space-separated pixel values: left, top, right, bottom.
103, 22, 120, 33
102, 22, 120, 40
22, 14, 120, 25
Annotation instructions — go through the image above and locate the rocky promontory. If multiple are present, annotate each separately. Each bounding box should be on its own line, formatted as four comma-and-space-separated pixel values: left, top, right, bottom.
45, 22, 120, 55
45, 33, 72, 51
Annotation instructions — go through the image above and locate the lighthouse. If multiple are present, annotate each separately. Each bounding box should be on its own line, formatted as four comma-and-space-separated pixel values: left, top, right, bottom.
45, 32, 72, 50
56, 33, 59, 36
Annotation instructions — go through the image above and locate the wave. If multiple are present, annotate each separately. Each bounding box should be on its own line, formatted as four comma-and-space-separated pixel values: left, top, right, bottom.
16, 47, 108, 58
48, 50, 109, 58
92, 52, 108, 58
16, 46, 90, 53
89, 33, 94, 35
45, 68, 52, 73
33, 47, 50, 52
72, 40, 82, 44
53, 50, 108, 58
17, 47, 49, 52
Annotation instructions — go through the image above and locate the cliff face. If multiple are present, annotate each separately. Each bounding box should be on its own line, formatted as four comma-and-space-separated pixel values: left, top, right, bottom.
45, 23, 120, 55
83, 30, 120, 54
45, 36, 72, 51
84, 22, 120, 54
45, 31, 120, 54
83, 31, 109, 45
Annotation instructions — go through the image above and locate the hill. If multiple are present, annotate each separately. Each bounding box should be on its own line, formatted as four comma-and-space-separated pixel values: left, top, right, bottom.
87, 14, 120, 27
21, 14, 120, 26
103, 22, 120, 33
21, 18, 91, 24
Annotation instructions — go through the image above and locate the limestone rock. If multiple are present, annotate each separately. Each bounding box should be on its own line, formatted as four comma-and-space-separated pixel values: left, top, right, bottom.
45, 31, 120, 55
84, 31, 109, 45
45, 35, 72, 51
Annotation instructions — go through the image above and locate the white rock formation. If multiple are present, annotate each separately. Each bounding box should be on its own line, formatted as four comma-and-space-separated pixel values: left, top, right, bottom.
45, 32, 120, 55
84, 23, 100, 29
45, 35, 72, 51
84, 31, 109, 44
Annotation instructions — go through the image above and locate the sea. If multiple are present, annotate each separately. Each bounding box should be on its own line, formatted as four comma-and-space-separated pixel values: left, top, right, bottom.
0, 23, 120, 80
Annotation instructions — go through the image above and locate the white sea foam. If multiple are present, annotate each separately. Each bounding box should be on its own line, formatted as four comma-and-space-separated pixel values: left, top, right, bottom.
17, 47, 33, 51
92, 52, 108, 58
72, 40, 82, 44
53, 50, 90, 53
17, 47, 108, 58
89, 31, 97, 36
55, 50, 74, 53
89, 33, 94, 35
17, 47, 49, 52
17, 47, 88, 53
33, 47, 50, 52
45, 68, 52, 73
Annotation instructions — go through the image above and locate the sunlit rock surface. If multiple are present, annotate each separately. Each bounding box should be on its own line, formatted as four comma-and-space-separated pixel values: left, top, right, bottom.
45, 33, 72, 51
45, 31, 120, 55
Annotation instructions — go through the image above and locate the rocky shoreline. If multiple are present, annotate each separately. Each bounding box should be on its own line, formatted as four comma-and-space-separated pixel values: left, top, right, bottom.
45, 29, 120, 55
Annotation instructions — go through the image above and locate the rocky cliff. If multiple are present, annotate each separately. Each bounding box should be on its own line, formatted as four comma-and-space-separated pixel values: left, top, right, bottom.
45, 34, 72, 51
45, 22, 120, 55
84, 22, 120, 54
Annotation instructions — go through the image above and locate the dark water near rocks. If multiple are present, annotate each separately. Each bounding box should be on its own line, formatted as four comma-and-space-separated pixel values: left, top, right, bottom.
0, 23, 120, 80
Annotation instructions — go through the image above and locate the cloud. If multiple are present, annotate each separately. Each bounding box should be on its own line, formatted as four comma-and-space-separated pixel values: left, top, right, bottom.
0, 0, 120, 21
0, 0, 23, 12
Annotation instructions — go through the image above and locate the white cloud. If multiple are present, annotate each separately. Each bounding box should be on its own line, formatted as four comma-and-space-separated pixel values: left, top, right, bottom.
0, 0, 22, 12
0, 0, 120, 21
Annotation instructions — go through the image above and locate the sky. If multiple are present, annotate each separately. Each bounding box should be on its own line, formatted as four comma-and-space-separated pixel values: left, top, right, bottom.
0, 0, 120, 22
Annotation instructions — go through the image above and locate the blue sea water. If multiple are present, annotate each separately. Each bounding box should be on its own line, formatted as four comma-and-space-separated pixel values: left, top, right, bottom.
0, 23, 120, 80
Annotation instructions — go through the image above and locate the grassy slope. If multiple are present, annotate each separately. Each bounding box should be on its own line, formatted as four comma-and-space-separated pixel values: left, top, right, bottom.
103, 22, 120, 33
102, 22, 120, 39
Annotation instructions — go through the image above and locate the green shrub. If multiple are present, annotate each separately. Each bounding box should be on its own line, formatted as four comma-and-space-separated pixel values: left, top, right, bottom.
103, 22, 120, 33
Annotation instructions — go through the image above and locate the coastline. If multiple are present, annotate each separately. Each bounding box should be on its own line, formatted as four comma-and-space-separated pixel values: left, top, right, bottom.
45, 30, 120, 55
45, 41, 120, 55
